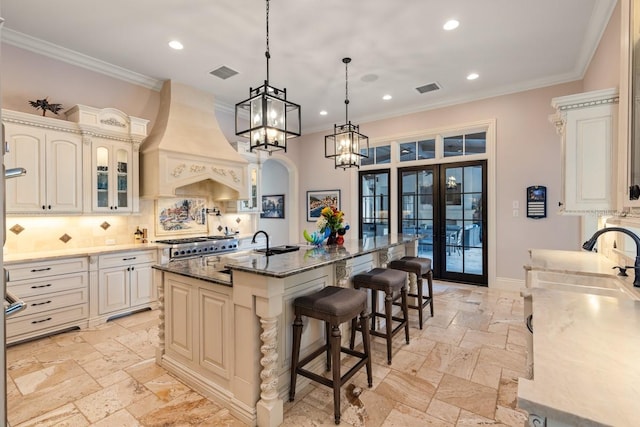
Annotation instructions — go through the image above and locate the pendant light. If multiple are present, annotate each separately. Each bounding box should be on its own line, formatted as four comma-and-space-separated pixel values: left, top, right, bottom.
235, 0, 301, 153
325, 57, 369, 169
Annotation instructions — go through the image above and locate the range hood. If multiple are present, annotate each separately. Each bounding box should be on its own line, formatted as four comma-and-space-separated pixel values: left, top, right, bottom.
140, 80, 249, 200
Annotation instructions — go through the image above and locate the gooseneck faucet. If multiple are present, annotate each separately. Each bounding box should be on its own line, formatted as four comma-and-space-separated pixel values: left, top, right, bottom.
582, 226, 640, 287
252, 230, 270, 256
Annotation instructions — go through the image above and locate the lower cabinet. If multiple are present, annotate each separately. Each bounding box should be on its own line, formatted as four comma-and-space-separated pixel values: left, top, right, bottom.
5, 248, 160, 343
165, 273, 232, 381
6, 257, 89, 344
97, 249, 157, 318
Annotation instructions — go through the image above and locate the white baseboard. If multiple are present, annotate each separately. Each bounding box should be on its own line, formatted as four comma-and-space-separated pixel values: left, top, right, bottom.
490, 276, 525, 292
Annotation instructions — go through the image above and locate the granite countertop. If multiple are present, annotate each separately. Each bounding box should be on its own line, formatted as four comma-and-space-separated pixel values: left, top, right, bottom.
153, 234, 417, 283
3, 243, 165, 264
518, 288, 640, 426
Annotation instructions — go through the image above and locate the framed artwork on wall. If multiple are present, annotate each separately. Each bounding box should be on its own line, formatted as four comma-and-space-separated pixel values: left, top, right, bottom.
156, 197, 208, 235
260, 194, 285, 219
306, 190, 340, 222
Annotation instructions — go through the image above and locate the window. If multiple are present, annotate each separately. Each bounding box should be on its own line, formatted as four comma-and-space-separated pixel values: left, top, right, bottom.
444, 132, 486, 157
399, 139, 436, 162
361, 145, 391, 166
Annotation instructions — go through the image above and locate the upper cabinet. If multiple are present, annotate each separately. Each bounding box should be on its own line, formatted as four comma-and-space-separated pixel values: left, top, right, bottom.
92, 139, 133, 212
1, 106, 148, 215
66, 105, 148, 214
228, 141, 262, 213
3, 111, 83, 213
550, 88, 619, 214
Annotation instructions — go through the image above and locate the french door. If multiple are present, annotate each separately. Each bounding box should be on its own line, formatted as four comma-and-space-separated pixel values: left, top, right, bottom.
399, 160, 487, 285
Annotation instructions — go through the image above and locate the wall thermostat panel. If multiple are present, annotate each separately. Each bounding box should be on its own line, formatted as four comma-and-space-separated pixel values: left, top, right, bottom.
526, 186, 547, 219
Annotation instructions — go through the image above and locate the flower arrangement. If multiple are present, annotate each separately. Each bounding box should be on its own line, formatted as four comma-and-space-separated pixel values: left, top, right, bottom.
316, 206, 349, 244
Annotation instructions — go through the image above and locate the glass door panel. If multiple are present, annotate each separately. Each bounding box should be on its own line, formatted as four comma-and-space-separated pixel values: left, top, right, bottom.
442, 162, 486, 283
359, 169, 390, 238
116, 149, 129, 208
96, 146, 109, 208
399, 168, 435, 260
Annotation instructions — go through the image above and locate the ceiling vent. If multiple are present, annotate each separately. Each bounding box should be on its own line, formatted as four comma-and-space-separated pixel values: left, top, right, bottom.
210, 66, 239, 80
415, 82, 441, 94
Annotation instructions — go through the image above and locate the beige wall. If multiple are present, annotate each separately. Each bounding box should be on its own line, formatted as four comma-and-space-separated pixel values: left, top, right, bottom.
583, 0, 621, 92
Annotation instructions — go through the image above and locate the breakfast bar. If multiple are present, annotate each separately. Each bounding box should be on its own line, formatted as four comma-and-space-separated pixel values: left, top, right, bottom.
153, 234, 417, 427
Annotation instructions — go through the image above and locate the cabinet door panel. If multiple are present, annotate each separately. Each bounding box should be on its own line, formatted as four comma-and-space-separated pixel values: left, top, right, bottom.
98, 268, 129, 314
166, 278, 193, 360
4, 123, 45, 212
199, 287, 230, 378
47, 132, 83, 212
130, 263, 154, 306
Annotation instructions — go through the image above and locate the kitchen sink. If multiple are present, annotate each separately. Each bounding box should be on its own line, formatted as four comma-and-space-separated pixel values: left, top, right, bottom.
255, 245, 300, 255
529, 270, 639, 300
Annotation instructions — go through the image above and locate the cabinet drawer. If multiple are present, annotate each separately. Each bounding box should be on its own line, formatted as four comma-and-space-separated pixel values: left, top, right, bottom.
8, 272, 88, 298
99, 250, 156, 269
6, 304, 88, 338
13, 288, 89, 319
6, 257, 88, 281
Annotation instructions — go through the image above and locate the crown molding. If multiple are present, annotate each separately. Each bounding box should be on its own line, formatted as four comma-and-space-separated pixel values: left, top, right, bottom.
2, 28, 163, 91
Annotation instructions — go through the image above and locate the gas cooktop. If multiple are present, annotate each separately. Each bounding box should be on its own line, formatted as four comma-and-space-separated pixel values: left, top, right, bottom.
156, 235, 239, 259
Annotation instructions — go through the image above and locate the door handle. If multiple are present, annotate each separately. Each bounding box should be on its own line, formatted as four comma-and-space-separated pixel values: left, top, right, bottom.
5, 290, 26, 317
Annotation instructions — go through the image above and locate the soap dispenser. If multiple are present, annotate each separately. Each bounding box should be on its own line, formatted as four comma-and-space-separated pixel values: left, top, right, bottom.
134, 226, 143, 243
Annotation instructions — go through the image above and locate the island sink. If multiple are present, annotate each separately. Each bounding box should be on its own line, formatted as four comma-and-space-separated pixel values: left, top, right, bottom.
255, 245, 300, 255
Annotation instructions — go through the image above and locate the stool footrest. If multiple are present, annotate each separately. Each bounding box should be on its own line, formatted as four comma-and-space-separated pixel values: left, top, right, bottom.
296, 347, 368, 390
369, 320, 406, 340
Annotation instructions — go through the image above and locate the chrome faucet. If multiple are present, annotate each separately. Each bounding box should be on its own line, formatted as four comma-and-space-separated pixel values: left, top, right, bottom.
582, 226, 640, 287
252, 230, 270, 256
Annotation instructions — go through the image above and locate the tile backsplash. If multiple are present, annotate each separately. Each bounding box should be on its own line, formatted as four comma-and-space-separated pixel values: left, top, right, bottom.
4, 200, 257, 254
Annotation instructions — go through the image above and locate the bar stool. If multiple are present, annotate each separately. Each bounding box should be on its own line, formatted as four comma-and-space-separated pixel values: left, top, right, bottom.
388, 256, 434, 329
349, 268, 409, 365
290, 286, 372, 425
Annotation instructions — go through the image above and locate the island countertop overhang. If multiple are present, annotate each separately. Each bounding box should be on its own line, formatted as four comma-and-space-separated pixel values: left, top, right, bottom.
153, 234, 418, 284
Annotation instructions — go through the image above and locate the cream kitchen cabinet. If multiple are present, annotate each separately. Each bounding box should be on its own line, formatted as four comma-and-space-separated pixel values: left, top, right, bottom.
91, 138, 134, 212
95, 249, 157, 321
65, 104, 148, 214
3, 111, 83, 213
5, 256, 89, 344
550, 88, 619, 214
228, 141, 261, 213
164, 273, 232, 381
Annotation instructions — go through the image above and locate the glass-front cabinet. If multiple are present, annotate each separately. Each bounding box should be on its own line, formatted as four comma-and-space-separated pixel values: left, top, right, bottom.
92, 139, 133, 212
239, 163, 260, 212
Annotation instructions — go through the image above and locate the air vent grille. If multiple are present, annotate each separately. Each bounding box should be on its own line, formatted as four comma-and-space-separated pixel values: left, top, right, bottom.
210, 66, 239, 80
416, 82, 441, 94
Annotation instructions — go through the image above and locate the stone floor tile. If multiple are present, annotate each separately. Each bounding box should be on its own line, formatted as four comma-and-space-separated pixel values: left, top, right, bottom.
424, 342, 479, 380
375, 370, 435, 412
89, 408, 139, 427
434, 374, 498, 420
426, 398, 461, 424
13, 403, 89, 427
75, 377, 151, 423
382, 403, 455, 426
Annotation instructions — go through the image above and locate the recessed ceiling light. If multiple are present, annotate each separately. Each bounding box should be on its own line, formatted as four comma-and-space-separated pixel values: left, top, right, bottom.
443, 20, 459, 31
169, 40, 184, 50
382, 94, 392, 101
320, 110, 328, 116
467, 73, 479, 80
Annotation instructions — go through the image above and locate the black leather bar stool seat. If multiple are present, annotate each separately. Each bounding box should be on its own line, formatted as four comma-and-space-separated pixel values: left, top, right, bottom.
290, 286, 372, 425
388, 256, 434, 329
349, 268, 409, 365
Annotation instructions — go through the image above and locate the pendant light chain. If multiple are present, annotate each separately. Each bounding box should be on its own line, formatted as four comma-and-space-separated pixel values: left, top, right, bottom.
265, 0, 270, 84
344, 57, 351, 124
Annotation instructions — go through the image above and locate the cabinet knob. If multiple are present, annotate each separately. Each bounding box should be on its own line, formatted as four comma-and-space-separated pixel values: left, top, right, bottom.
110, 206, 114, 210
42, 205, 46, 210
114, 206, 118, 210
48, 205, 51, 210
558, 202, 563, 207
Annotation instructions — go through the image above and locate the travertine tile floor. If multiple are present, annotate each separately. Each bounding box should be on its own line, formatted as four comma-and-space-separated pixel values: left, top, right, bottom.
6, 282, 529, 426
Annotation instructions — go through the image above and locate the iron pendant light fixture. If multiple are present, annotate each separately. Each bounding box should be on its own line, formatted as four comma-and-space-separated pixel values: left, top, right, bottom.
235, 0, 301, 153
325, 57, 369, 169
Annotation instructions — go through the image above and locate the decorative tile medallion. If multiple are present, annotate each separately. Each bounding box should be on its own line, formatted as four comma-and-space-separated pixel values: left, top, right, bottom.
59, 234, 72, 243
9, 224, 25, 235
100, 221, 111, 230
236, 217, 242, 224
217, 225, 224, 232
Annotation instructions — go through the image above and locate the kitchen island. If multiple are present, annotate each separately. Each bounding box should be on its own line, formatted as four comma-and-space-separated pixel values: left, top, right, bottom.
153, 234, 417, 427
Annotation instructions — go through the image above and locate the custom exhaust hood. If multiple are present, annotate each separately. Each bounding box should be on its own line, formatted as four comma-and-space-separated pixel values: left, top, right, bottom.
140, 80, 249, 200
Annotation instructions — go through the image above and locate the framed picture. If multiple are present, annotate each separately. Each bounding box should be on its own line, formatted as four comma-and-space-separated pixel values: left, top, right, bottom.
260, 194, 285, 219
307, 190, 340, 222
156, 197, 208, 235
